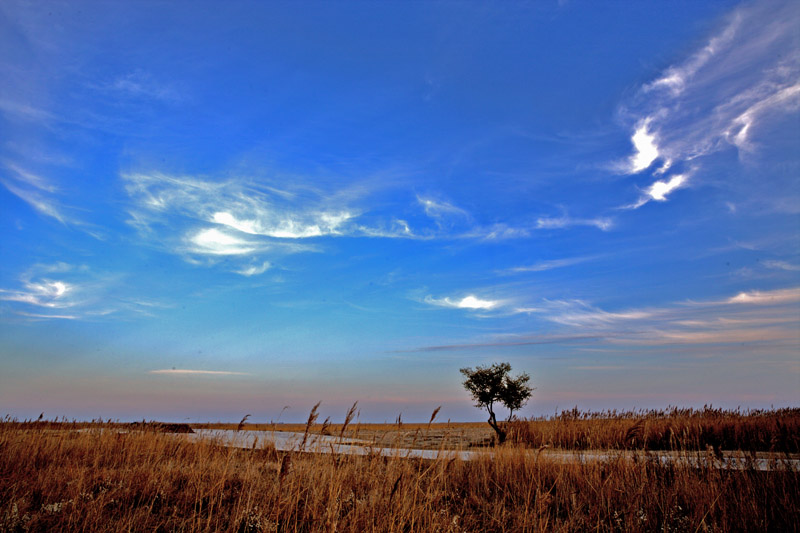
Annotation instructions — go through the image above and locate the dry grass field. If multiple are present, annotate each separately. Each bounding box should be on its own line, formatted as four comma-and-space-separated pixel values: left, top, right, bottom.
194, 422, 492, 451
1, 408, 798, 532
509, 406, 800, 453
198, 406, 800, 452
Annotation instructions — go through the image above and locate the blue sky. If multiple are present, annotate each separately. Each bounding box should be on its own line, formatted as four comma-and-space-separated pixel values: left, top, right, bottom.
1, 1, 798, 422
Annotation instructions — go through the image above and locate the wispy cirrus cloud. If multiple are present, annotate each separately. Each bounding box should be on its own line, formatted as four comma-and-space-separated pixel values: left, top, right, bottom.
459, 216, 613, 241
501, 255, 598, 274
391, 333, 602, 353
104, 70, 181, 102
123, 171, 369, 242
0, 263, 81, 310
762, 260, 800, 272
535, 215, 612, 231
537, 299, 654, 328
0, 263, 171, 321
408, 286, 800, 352
0, 98, 55, 123
536, 286, 800, 336
14, 311, 80, 320
3, 161, 58, 192
124, 171, 614, 275
617, 1, 800, 208
1, 180, 67, 223
235, 261, 271, 277
123, 171, 357, 271
0, 279, 74, 309
417, 195, 470, 226
583, 286, 800, 346
725, 287, 800, 305
1, 161, 69, 223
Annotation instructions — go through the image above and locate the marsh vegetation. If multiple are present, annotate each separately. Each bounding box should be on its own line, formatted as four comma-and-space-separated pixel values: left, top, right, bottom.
1, 407, 798, 532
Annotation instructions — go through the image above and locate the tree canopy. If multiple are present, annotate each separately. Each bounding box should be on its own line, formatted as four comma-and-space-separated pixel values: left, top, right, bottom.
460, 362, 533, 443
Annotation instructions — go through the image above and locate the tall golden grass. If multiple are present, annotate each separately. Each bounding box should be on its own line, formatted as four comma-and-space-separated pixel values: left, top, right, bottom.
509, 406, 800, 452
1, 409, 798, 532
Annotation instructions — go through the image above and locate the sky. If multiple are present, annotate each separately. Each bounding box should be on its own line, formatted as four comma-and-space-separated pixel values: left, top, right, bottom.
1, 0, 798, 423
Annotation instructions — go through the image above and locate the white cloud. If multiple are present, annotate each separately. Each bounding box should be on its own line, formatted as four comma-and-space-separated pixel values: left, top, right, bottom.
123, 171, 364, 269
0, 162, 93, 227
355, 219, 419, 239
726, 287, 800, 305
1, 161, 71, 224
408, 285, 800, 353
626, 173, 690, 209
211, 209, 354, 239
542, 299, 653, 328
461, 218, 613, 240
725, 82, 800, 150
417, 196, 469, 220
618, 1, 800, 205
15, 311, 79, 320
628, 120, 660, 173
123, 172, 219, 215
454, 223, 528, 240
763, 260, 800, 272
536, 216, 612, 231
211, 211, 259, 234
187, 228, 260, 256
0, 179, 66, 223
106, 70, 181, 102
123, 172, 358, 243
644, 13, 741, 97
235, 261, 271, 276
504, 256, 597, 274
518, 286, 800, 346
469, 223, 532, 240
124, 172, 356, 241
3, 161, 57, 192
424, 294, 501, 310
149, 369, 251, 376
0, 98, 55, 123
1, 263, 174, 322
647, 173, 687, 201
0, 279, 74, 308
513, 307, 544, 314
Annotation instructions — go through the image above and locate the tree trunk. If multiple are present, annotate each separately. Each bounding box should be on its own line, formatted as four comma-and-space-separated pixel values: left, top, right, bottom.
487, 409, 507, 444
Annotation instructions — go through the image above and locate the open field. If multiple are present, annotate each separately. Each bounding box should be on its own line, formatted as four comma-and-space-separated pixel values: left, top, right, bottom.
196, 406, 800, 452
194, 422, 492, 451
2, 408, 799, 532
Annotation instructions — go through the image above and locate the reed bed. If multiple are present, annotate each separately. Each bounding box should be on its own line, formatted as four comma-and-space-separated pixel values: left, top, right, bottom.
1, 414, 798, 532
508, 406, 800, 452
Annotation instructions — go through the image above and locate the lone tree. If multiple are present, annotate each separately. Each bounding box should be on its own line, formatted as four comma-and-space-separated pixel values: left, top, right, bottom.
460, 362, 533, 444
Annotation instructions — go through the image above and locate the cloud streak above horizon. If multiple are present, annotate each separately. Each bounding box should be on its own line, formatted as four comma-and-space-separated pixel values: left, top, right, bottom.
148, 369, 251, 376
408, 286, 800, 352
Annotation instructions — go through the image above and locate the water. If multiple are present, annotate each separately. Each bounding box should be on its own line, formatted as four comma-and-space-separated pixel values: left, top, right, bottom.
188, 429, 477, 460
185, 429, 798, 471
